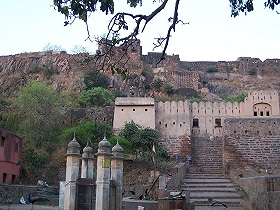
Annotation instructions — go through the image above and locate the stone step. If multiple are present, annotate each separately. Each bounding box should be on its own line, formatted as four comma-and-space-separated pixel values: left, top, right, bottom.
182, 178, 232, 183
181, 187, 237, 192
181, 173, 242, 207
191, 198, 242, 206
190, 191, 241, 199
186, 173, 226, 178
181, 183, 236, 188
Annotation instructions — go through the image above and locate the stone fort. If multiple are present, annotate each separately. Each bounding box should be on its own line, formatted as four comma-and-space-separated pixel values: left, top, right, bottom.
113, 90, 280, 173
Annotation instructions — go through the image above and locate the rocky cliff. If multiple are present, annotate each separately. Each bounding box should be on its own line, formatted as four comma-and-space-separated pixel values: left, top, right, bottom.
0, 47, 280, 100
0, 51, 88, 97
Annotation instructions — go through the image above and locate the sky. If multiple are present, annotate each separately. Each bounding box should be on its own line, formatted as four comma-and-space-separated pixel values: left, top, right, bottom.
0, 0, 280, 61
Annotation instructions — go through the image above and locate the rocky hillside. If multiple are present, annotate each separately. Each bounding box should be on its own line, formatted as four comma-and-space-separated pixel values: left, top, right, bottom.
0, 50, 279, 101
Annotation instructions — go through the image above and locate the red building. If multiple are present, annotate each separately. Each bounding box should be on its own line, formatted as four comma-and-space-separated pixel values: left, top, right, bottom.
0, 128, 23, 184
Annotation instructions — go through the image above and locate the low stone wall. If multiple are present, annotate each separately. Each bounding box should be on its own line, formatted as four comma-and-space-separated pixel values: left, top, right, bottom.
0, 184, 59, 205
230, 171, 280, 210
166, 163, 186, 190
122, 198, 158, 210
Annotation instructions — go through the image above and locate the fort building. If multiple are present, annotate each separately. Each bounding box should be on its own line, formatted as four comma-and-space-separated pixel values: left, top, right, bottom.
0, 129, 23, 184
113, 90, 280, 162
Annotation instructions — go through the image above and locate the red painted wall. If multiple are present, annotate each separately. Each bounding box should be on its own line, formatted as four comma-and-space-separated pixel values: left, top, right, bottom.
0, 128, 23, 184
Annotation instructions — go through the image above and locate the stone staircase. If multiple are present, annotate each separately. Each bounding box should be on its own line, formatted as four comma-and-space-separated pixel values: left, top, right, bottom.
191, 136, 223, 174
180, 173, 242, 207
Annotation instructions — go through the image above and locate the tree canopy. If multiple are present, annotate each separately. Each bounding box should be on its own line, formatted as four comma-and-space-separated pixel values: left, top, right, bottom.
120, 121, 169, 161
78, 87, 115, 107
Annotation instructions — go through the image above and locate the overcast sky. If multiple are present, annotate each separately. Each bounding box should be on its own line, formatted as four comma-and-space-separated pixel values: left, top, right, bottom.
0, 0, 279, 61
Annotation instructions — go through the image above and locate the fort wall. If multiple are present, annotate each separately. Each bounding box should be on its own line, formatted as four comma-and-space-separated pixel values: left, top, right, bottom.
223, 118, 280, 170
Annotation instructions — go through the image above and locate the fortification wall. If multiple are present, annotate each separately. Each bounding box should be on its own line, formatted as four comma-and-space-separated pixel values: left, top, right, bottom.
155, 101, 191, 138
223, 118, 280, 171
158, 135, 191, 161
243, 90, 280, 117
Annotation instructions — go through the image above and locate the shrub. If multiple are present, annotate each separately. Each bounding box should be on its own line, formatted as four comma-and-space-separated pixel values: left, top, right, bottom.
28, 63, 40, 74
189, 97, 201, 103
84, 69, 109, 90
225, 92, 248, 103
43, 61, 58, 79
163, 84, 174, 95
206, 66, 218, 73
153, 78, 163, 92
248, 68, 257, 76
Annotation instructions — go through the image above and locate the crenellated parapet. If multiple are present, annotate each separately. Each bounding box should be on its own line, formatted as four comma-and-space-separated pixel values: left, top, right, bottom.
155, 90, 279, 139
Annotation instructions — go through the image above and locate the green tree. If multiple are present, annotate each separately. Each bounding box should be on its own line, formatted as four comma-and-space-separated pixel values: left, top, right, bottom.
78, 87, 115, 107
15, 80, 69, 148
120, 121, 169, 161
108, 135, 134, 155
12, 81, 70, 178
84, 70, 109, 90
60, 121, 113, 150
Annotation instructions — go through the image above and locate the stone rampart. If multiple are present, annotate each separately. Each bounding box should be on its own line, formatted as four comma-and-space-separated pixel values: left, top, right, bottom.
223, 118, 280, 171
156, 101, 191, 138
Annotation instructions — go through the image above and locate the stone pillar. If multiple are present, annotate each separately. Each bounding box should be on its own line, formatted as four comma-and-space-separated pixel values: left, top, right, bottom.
64, 135, 81, 210
81, 140, 95, 179
111, 143, 124, 210
95, 136, 112, 210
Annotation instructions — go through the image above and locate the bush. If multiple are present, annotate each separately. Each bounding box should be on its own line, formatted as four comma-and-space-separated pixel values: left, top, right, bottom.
225, 92, 248, 103
84, 70, 109, 90
28, 62, 40, 74
163, 84, 174, 95
248, 68, 257, 76
153, 79, 163, 92
43, 61, 59, 79
189, 97, 201, 103
206, 66, 218, 73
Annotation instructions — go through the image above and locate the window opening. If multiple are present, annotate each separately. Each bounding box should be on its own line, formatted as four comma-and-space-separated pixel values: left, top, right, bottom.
3, 173, 7, 184
260, 111, 263, 116
254, 111, 257, 116
193, 118, 199, 127
266, 111, 270, 116
1, 136, 5, 147
12, 174, 16, 184
215, 118, 222, 127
